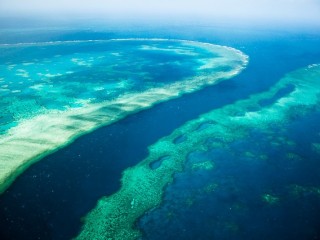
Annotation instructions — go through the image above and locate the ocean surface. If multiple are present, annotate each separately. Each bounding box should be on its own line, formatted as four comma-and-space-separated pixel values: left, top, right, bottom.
0, 24, 320, 239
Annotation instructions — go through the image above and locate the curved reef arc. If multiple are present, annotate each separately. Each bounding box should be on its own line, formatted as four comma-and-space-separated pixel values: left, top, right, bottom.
0, 39, 248, 194
76, 64, 320, 239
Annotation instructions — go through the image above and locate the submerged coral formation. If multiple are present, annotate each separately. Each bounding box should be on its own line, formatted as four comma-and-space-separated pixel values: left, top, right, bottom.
77, 64, 320, 239
312, 143, 320, 154
0, 39, 247, 194
262, 194, 280, 205
288, 184, 320, 198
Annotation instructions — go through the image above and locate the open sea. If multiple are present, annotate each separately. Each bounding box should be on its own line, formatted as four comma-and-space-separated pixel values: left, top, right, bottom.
0, 23, 320, 239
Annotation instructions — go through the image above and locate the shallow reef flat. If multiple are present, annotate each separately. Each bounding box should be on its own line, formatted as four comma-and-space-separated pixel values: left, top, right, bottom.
76, 64, 320, 239
0, 39, 247, 194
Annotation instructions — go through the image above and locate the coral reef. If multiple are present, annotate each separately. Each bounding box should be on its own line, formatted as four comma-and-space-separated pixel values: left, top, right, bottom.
77, 64, 320, 239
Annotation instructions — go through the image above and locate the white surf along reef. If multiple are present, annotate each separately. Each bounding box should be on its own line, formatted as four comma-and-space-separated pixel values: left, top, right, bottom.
0, 39, 248, 194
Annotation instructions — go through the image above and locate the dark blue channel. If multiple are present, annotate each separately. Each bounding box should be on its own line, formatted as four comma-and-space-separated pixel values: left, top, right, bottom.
0, 25, 320, 240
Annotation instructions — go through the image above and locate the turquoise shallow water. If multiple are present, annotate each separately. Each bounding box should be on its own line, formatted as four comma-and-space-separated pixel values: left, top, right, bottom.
139, 115, 320, 239
0, 39, 210, 133
0, 38, 246, 196
0, 25, 320, 239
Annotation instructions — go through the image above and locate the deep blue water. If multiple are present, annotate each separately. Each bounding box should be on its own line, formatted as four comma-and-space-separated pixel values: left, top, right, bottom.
0, 24, 320, 240
139, 112, 320, 240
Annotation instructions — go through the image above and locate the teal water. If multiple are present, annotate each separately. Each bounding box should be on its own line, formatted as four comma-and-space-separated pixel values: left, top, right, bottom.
0, 40, 210, 133
0, 25, 320, 239
0, 38, 246, 196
